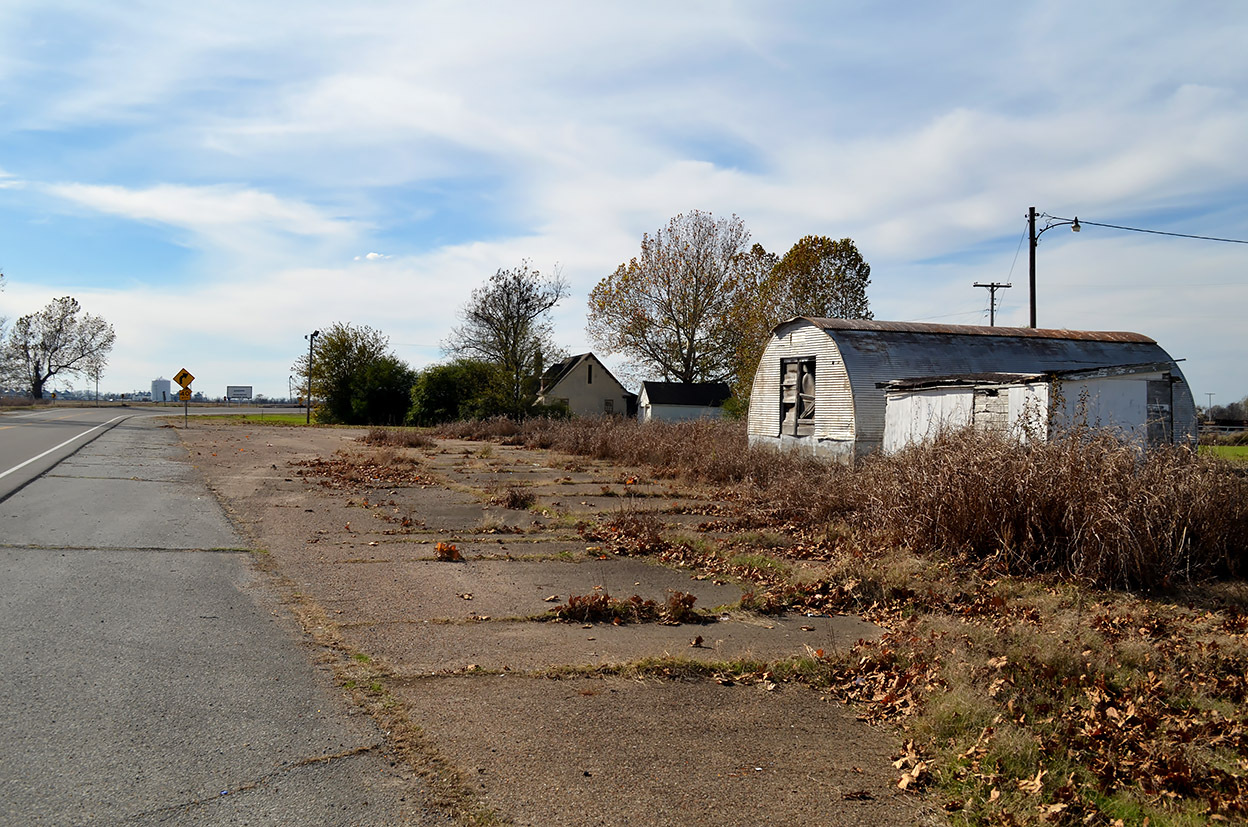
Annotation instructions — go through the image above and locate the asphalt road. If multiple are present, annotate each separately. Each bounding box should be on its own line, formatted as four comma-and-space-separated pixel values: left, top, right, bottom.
0, 411, 440, 825
0, 406, 298, 503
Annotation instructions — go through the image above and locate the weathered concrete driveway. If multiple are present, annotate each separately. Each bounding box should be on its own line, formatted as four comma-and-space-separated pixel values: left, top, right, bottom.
182, 423, 939, 826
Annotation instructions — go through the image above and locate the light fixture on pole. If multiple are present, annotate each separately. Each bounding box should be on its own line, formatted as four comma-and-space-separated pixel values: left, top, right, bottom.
1027, 206, 1081, 328
304, 330, 319, 424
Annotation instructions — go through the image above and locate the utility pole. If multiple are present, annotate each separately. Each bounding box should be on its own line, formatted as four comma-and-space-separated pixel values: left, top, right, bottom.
305, 330, 319, 424
1028, 206, 1037, 328
973, 282, 1012, 327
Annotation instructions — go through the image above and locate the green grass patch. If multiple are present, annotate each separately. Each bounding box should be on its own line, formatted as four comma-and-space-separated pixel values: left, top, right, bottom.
192, 413, 311, 426
1201, 444, 1248, 461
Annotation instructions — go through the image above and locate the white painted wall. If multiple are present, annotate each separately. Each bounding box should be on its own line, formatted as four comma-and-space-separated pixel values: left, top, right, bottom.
883, 388, 974, 453
641, 403, 726, 423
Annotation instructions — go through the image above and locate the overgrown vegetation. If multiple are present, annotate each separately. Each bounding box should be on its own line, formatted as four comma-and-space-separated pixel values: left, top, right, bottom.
553, 588, 702, 625
432, 415, 1248, 823
440, 417, 1248, 589
361, 426, 435, 448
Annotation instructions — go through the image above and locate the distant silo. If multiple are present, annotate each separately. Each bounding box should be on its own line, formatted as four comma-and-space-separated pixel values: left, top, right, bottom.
151, 378, 172, 403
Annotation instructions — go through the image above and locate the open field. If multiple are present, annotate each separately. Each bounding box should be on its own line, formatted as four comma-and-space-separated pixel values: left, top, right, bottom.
184, 416, 1248, 825
192, 412, 310, 426
1202, 445, 1248, 462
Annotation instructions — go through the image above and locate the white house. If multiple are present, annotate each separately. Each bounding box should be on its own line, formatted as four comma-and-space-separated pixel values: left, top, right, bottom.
637, 382, 731, 422
747, 318, 1195, 461
536, 353, 635, 417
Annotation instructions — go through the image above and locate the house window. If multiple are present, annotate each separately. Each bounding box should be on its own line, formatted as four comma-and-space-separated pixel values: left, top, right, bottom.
603, 398, 614, 414
587, 364, 593, 384
780, 358, 816, 436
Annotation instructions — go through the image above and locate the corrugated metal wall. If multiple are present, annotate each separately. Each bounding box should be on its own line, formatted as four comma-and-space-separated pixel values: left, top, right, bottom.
748, 320, 855, 443
749, 319, 1197, 457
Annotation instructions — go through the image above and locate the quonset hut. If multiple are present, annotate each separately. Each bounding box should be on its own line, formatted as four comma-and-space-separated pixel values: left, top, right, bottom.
746, 318, 1196, 462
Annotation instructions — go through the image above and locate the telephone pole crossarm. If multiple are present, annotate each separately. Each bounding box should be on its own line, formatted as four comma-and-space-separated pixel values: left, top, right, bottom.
973, 281, 1012, 327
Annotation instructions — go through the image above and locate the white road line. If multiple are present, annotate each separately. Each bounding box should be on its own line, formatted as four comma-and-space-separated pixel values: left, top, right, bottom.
0, 415, 129, 481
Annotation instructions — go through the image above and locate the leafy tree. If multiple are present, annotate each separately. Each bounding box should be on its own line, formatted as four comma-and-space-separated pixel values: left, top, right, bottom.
291, 322, 414, 425
772, 235, 872, 320
444, 261, 567, 419
350, 355, 416, 425
723, 235, 872, 410
1210, 396, 1248, 422
587, 210, 749, 384
407, 359, 510, 425
2, 296, 115, 399
724, 242, 781, 410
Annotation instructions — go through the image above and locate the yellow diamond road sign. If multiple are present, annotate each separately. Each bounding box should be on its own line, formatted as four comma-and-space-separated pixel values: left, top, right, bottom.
174, 368, 194, 388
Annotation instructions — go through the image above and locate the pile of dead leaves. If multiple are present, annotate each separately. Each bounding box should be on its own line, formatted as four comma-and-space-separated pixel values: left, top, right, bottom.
294, 453, 434, 490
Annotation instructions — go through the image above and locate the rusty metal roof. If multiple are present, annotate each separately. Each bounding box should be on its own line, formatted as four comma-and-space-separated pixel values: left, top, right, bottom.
799, 317, 1155, 344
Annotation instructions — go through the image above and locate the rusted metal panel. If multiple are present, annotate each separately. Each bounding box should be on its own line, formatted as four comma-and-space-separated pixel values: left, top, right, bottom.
801, 317, 1156, 344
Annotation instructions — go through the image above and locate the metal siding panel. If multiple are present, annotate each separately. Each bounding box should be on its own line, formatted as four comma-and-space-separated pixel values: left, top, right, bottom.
831, 329, 1186, 445
748, 332, 784, 436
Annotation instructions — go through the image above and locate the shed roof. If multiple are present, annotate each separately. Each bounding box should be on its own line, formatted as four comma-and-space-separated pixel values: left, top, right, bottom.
640, 381, 732, 407
803, 318, 1155, 344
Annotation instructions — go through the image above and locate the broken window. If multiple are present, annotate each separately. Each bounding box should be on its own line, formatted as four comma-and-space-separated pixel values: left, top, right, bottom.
780, 358, 816, 436
603, 398, 614, 414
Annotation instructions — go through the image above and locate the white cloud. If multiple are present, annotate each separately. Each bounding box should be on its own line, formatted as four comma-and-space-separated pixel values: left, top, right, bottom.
43, 182, 356, 238
1, 1, 1246, 401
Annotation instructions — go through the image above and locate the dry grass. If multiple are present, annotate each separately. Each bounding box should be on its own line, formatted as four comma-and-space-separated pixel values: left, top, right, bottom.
360, 426, 436, 448
445, 416, 1248, 591
552, 588, 703, 625
423, 415, 1248, 822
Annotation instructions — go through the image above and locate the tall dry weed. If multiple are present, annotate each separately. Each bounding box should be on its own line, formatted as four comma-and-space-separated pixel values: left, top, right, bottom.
861, 428, 1248, 588
436, 415, 1248, 589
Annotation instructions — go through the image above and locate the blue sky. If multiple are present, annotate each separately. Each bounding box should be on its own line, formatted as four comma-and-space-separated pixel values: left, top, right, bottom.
1, 1, 1246, 403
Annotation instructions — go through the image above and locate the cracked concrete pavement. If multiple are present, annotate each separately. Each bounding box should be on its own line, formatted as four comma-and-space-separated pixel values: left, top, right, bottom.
182, 422, 939, 826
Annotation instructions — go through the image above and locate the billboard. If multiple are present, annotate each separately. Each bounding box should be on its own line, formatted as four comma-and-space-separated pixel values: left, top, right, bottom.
226, 385, 253, 400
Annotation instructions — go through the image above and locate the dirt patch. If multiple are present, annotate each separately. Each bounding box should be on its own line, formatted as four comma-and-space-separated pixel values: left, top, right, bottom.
179, 422, 934, 826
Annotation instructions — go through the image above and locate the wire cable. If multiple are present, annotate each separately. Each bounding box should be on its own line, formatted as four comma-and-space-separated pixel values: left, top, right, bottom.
1043, 214, 1248, 245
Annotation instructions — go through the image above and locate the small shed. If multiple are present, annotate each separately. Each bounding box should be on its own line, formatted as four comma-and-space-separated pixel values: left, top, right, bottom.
637, 381, 732, 423
882, 362, 1181, 452
536, 353, 635, 417
747, 318, 1196, 461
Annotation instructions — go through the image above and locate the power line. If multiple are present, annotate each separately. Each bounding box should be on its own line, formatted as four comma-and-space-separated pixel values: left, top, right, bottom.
1044, 214, 1248, 245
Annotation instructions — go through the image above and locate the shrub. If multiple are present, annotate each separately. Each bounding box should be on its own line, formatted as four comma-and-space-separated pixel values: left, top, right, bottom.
360, 427, 434, 448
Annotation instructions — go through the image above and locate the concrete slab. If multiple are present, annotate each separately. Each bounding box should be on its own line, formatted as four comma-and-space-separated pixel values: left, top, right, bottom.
293, 558, 746, 623
391, 675, 922, 826
299, 538, 596, 565
346, 613, 883, 675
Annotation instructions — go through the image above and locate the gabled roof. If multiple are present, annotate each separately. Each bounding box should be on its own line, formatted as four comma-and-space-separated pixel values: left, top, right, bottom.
640, 381, 732, 407
540, 353, 633, 397
540, 353, 587, 391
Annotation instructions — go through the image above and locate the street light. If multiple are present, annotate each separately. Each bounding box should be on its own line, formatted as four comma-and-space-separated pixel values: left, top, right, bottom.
1027, 206, 1081, 328
304, 330, 319, 424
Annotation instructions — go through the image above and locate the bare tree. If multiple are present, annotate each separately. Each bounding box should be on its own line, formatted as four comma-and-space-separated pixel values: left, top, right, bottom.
445, 261, 568, 418
2, 296, 115, 398
587, 210, 750, 383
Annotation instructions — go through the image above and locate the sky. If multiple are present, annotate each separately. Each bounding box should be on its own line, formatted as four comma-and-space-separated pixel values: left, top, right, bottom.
0, 1, 1245, 404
